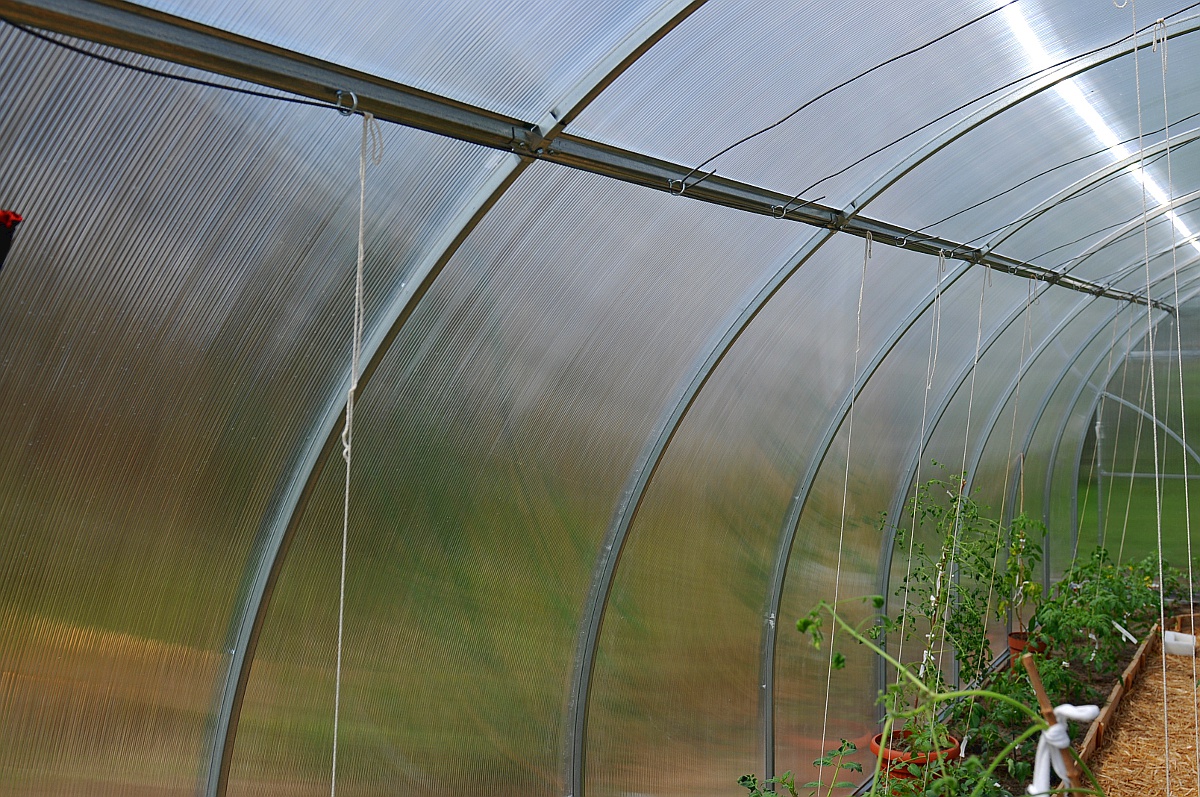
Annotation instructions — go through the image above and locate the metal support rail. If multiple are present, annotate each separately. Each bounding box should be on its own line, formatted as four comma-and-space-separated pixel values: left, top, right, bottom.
0, 0, 1177, 314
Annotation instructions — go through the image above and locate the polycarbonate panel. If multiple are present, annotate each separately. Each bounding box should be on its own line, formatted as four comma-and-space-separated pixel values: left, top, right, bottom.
571, 0, 1025, 207
130, 0, 672, 120
870, 85, 1112, 244
872, 33, 1200, 255
772, 260, 996, 783
1076, 301, 1200, 567
0, 24, 506, 795
584, 237, 935, 797
1022, 304, 1155, 577
968, 295, 1104, 521
228, 163, 812, 796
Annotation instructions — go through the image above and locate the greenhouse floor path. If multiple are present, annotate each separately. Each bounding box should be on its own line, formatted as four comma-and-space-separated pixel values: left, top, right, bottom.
1090, 651, 1200, 796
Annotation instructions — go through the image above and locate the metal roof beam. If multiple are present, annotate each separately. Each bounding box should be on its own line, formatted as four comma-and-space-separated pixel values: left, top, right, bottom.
0, 0, 1175, 313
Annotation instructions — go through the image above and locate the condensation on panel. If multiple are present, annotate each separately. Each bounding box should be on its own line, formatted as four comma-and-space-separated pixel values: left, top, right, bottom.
0, 24, 499, 796
228, 163, 810, 797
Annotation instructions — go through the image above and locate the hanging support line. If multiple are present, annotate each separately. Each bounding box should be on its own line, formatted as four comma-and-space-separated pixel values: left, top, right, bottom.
0, 0, 1180, 315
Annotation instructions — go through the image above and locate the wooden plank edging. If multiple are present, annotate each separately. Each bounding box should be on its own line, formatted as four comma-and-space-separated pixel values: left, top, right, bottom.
1076, 623, 1162, 764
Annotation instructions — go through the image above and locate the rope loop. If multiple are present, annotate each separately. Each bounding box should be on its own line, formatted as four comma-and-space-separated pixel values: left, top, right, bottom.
332, 98, 382, 797
1153, 18, 1168, 66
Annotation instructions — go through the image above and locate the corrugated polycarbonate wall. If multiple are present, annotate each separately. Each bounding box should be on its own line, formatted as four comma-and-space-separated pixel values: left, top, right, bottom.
6, 0, 1200, 795
228, 164, 815, 796
0, 22, 503, 796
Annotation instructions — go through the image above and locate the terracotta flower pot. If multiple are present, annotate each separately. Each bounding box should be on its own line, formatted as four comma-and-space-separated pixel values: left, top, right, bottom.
870, 729, 961, 778
1007, 631, 1047, 665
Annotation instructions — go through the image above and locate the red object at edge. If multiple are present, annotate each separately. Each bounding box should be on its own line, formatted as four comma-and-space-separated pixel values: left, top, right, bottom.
0, 210, 23, 228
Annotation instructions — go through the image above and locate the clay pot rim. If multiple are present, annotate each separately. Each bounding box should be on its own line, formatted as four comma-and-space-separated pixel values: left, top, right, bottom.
869, 729, 961, 764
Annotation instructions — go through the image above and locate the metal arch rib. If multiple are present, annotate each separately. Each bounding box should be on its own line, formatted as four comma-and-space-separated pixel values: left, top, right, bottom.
1035, 306, 1180, 567
891, 262, 1196, 584
871, 258, 1198, 698
754, 260, 972, 774
569, 227, 836, 791
982, 127, 1200, 254
841, 14, 1200, 223
877, 256, 1198, 610
879, 275, 1084, 608
1038, 270, 1200, 544
597, 17, 1190, 782
1035, 310, 1166, 573
1007, 274, 1200, 576
1045, 187, 1200, 277
152, 1, 709, 794
1094, 391, 1200, 470
961, 250, 1200, 496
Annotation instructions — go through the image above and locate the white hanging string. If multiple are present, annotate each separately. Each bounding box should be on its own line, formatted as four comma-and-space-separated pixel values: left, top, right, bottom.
816, 232, 871, 787
1154, 16, 1199, 788
1129, 3, 1172, 791
1097, 311, 1130, 552
331, 110, 382, 797
919, 267, 986, 712
1116, 330, 1153, 563
892, 252, 947, 712
931, 268, 987, 687
928, 252, 946, 391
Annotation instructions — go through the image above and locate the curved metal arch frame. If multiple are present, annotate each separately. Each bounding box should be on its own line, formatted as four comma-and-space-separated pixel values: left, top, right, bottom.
754, 260, 972, 777
1037, 307, 1187, 569
961, 250, 1200, 497
1067, 387, 1200, 552
210, 12, 1200, 797
1066, 317, 1166, 552
573, 17, 1200, 782
1067, 362, 1200, 552
204, 3, 711, 794
1042, 275, 1200, 545
1094, 391, 1200, 474
983, 127, 1200, 254
1007, 279, 1200, 580
1044, 187, 1200, 279
842, 15, 1200, 222
879, 276, 1086, 600
877, 257, 1200, 616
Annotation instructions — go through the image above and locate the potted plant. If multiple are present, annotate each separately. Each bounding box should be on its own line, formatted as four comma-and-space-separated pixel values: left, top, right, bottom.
796, 596, 1050, 797
995, 512, 1045, 661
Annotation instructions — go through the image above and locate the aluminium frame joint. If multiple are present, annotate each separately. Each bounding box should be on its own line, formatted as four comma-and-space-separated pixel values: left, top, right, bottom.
508, 124, 547, 156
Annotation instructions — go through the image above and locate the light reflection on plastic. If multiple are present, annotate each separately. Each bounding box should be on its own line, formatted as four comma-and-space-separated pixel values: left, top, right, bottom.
1003, 4, 1200, 255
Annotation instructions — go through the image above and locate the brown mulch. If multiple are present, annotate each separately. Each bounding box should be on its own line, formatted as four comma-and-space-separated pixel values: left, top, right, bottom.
1089, 652, 1200, 796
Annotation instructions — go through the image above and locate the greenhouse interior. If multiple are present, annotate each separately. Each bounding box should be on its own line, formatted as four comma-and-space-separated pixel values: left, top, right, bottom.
10, 0, 1200, 795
